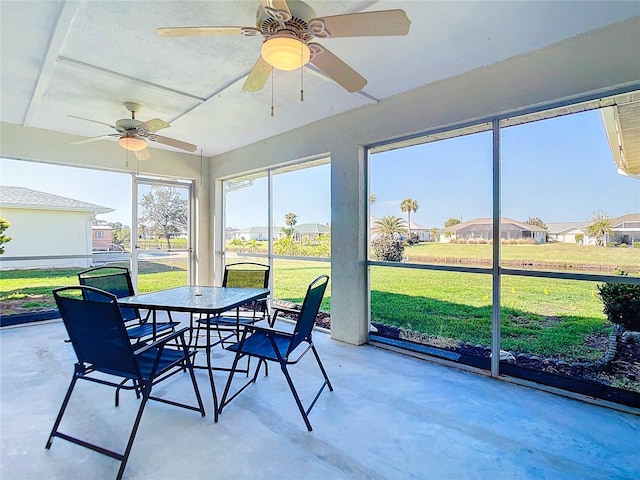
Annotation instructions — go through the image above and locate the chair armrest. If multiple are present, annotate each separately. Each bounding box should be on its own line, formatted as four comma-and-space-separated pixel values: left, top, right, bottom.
242, 323, 292, 337
133, 327, 190, 355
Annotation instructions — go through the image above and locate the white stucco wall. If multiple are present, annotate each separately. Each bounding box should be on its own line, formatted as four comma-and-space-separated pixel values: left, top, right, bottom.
0, 207, 93, 269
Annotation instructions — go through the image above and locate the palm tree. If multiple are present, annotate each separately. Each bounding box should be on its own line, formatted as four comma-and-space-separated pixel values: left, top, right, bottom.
586, 211, 613, 246
586, 219, 614, 246
373, 215, 407, 237
400, 198, 419, 238
283, 212, 298, 238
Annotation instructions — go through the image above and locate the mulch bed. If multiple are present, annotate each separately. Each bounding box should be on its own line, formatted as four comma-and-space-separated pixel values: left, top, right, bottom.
372, 321, 639, 395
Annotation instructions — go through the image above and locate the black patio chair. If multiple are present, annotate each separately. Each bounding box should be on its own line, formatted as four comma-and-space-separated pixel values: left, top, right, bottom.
47, 286, 205, 480
192, 262, 271, 349
78, 266, 178, 341
218, 274, 332, 431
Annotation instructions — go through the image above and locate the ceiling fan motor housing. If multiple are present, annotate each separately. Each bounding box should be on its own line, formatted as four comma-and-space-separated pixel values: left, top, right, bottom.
257, 0, 317, 41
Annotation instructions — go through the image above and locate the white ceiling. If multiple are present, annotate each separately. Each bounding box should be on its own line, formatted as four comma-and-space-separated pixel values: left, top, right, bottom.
1, 1, 639, 158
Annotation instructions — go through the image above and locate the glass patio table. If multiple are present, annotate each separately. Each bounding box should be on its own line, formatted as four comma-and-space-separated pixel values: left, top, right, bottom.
119, 285, 270, 421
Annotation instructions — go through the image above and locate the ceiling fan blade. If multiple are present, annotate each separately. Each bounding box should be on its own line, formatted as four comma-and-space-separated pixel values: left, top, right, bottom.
136, 149, 151, 161
242, 56, 273, 92
308, 44, 367, 93
259, 0, 290, 16
139, 118, 170, 133
68, 115, 116, 130
313, 10, 411, 38
152, 135, 197, 152
70, 134, 116, 145
156, 26, 247, 37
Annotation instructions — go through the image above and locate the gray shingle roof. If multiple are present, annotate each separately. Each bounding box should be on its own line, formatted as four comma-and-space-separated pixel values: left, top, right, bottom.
0, 186, 113, 214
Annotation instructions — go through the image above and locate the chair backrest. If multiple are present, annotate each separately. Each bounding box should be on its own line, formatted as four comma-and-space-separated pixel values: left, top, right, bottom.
78, 266, 140, 322
223, 262, 270, 312
223, 262, 270, 289
287, 275, 329, 354
53, 286, 141, 379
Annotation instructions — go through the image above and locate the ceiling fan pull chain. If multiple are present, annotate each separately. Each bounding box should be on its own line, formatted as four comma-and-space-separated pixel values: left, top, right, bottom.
300, 43, 304, 102
271, 69, 275, 117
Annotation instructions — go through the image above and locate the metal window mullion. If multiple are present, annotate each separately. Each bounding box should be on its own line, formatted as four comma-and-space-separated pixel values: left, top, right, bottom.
268, 169, 274, 305
491, 119, 501, 377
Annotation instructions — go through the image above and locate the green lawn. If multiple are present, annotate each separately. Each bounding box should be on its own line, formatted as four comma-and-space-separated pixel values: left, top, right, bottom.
404, 242, 640, 269
0, 246, 629, 364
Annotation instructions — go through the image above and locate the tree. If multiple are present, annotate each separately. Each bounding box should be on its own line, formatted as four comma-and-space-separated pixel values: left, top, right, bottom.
139, 186, 188, 249
525, 217, 547, 230
429, 227, 440, 242
107, 221, 131, 247
0, 218, 11, 254
400, 198, 418, 237
283, 212, 298, 238
525, 217, 548, 241
443, 217, 461, 240
586, 211, 613, 247
372, 216, 407, 237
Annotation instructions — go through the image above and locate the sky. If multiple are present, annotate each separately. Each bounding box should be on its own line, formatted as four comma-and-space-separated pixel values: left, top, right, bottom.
1, 110, 639, 229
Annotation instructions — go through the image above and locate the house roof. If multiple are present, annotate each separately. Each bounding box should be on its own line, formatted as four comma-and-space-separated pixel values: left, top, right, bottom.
447, 217, 547, 232
610, 213, 640, 227
546, 222, 590, 234
294, 223, 330, 234
0, 186, 113, 214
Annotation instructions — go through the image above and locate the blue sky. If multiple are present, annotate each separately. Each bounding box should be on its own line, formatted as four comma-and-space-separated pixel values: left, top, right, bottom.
1, 110, 638, 228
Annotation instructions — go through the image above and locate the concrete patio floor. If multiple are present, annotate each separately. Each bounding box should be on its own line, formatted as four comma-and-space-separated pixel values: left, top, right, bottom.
1, 315, 639, 480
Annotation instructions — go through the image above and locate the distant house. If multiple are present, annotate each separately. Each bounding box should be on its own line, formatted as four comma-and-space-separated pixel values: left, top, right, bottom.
91, 225, 114, 251
547, 214, 639, 245
0, 186, 113, 269
547, 222, 590, 244
445, 217, 547, 243
610, 213, 640, 245
370, 217, 430, 242
226, 226, 285, 241
293, 223, 330, 242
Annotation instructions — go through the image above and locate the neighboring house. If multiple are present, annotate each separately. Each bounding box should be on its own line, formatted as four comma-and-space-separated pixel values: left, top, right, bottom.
227, 226, 285, 241
0, 186, 113, 269
91, 225, 114, 251
293, 223, 330, 242
445, 217, 547, 243
547, 222, 590, 244
402, 220, 430, 242
610, 213, 640, 245
547, 214, 639, 245
370, 217, 431, 242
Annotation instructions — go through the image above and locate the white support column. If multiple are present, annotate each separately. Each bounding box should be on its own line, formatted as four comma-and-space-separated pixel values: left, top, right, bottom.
330, 144, 368, 345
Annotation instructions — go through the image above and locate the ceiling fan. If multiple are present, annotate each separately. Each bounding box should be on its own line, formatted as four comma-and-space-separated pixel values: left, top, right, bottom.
69, 102, 197, 160
156, 0, 411, 93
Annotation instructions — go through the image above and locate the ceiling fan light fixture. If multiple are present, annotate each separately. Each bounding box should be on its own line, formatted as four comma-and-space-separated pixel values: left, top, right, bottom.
261, 33, 310, 71
119, 136, 147, 152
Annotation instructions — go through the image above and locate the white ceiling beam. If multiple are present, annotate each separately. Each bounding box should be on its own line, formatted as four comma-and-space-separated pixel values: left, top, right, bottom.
23, 1, 79, 126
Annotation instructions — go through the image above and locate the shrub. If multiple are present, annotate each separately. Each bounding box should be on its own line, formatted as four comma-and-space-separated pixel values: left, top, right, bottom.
407, 232, 420, 245
575, 233, 584, 244
634, 242, 640, 249
372, 235, 405, 262
606, 241, 619, 248
619, 243, 628, 248
597, 272, 640, 331
477, 238, 487, 244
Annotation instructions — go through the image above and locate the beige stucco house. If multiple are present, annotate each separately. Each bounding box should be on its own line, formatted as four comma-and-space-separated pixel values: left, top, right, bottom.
0, 186, 113, 269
